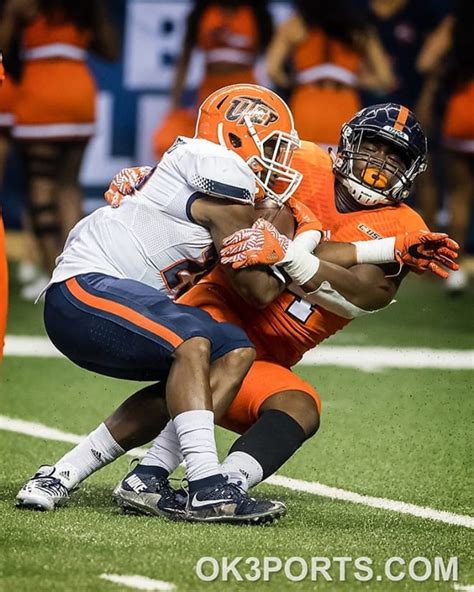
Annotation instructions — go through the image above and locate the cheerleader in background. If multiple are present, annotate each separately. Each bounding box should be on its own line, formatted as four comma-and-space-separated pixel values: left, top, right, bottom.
154, 0, 273, 159
0, 0, 118, 291
416, 0, 473, 294
265, 0, 395, 151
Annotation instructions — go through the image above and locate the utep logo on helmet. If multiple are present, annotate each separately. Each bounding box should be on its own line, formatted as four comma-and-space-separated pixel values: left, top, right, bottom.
383, 125, 409, 142
226, 96, 279, 126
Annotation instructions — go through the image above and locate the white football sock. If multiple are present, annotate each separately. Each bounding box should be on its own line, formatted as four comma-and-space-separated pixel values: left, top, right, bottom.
54, 423, 124, 486
139, 420, 183, 474
221, 451, 264, 490
173, 410, 222, 483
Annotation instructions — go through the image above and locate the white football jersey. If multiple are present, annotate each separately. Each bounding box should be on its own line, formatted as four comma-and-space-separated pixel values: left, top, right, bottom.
47, 137, 256, 298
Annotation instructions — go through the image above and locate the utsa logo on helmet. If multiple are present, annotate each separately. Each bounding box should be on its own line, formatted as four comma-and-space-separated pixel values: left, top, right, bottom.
225, 97, 279, 127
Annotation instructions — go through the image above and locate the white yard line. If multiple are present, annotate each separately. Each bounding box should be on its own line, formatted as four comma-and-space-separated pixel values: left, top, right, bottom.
266, 475, 474, 529
0, 415, 148, 458
453, 585, 474, 591
100, 574, 175, 591
4, 335, 474, 371
1, 414, 472, 530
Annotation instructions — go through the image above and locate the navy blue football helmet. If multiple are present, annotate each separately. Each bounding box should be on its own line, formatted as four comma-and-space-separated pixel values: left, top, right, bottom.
333, 103, 428, 206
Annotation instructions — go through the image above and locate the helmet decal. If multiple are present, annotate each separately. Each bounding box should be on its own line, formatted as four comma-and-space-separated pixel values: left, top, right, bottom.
225, 96, 279, 127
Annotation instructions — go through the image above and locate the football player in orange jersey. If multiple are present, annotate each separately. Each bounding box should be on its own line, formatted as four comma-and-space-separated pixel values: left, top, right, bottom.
19, 102, 458, 518
107, 103, 459, 513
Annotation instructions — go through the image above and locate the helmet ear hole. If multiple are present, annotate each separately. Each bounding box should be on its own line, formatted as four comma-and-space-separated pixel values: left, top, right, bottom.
228, 133, 242, 148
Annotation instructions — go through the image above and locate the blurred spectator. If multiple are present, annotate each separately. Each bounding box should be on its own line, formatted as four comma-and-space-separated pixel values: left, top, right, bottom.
154, 0, 273, 159
265, 0, 395, 150
0, 0, 118, 298
0, 56, 16, 186
416, 0, 473, 293
172, 0, 273, 108
366, 0, 450, 109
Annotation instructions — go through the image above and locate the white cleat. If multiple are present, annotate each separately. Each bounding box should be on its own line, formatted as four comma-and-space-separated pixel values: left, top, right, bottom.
16, 464, 79, 511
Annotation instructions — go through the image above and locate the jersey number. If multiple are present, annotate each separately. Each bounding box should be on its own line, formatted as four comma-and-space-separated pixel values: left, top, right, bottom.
161, 246, 218, 298
285, 296, 315, 323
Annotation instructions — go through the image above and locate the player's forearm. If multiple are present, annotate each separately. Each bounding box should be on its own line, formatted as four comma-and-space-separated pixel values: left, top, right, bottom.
314, 241, 358, 268
279, 240, 399, 311
299, 261, 393, 311
229, 267, 285, 308
314, 238, 398, 269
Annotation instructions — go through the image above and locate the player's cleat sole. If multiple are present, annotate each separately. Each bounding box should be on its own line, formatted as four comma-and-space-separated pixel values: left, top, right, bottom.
183, 503, 286, 525
183, 481, 287, 525
16, 494, 56, 511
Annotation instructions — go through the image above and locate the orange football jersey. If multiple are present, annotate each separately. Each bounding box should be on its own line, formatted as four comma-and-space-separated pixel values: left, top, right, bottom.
180, 141, 429, 368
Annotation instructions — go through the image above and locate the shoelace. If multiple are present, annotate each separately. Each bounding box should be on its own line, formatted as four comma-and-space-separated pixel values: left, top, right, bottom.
33, 476, 69, 497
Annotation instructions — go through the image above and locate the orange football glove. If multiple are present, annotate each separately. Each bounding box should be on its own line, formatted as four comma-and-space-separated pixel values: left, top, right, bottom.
221, 218, 290, 269
104, 166, 152, 208
287, 197, 323, 237
395, 231, 460, 279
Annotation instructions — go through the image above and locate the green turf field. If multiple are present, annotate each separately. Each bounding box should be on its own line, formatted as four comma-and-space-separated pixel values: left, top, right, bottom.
1, 267, 473, 591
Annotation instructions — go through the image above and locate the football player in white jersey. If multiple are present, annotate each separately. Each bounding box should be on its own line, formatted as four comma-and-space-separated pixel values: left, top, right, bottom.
16, 91, 459, 523
16, 84, 307, 524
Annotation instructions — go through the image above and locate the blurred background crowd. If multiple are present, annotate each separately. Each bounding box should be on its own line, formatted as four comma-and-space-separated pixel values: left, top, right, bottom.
0, 0, 472, 303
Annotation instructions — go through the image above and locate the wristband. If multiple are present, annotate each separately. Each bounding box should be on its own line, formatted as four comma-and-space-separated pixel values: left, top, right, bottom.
279, 241, 321, 285
293, 229, 322, 253
352, 237, 396, 264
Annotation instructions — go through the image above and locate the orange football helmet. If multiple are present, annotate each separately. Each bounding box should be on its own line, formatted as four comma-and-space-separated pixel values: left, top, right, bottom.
195, 84, 302, 205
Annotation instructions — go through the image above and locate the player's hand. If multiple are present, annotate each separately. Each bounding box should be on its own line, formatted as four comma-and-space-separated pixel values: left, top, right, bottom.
104, 166, 152, 208
221, 218, 291, 269
287, 197, 324, 253
287, 197, 322, 237
395, 231, 460, 279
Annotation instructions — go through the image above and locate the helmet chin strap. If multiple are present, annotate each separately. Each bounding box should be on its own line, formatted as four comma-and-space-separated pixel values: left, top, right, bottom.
216, 122, 226, 149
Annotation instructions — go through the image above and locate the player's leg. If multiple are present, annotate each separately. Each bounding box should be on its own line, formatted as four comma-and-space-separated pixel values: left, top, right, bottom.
112, 342, 257, 515
219, 361, 321, 490
119, 361, 320, 517
15, 345, 256, 513
19, 141, 62, 274
116, 317, 286, 524
16, 275, 184, 512
18, 275, 283, 522
54, 140, 87, 243
16, 274, 219, 512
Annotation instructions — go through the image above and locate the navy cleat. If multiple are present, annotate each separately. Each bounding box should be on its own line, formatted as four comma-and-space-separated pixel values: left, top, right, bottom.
113, 466, 186, 520
184, 481, 286, 524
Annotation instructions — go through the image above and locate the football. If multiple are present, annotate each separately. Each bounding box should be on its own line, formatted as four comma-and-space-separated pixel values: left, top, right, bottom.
254, 198, 296, 239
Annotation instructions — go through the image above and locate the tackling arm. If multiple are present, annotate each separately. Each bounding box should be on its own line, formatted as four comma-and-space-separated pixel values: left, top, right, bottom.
298, 261, 403, 313
191, 197, 285, 308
